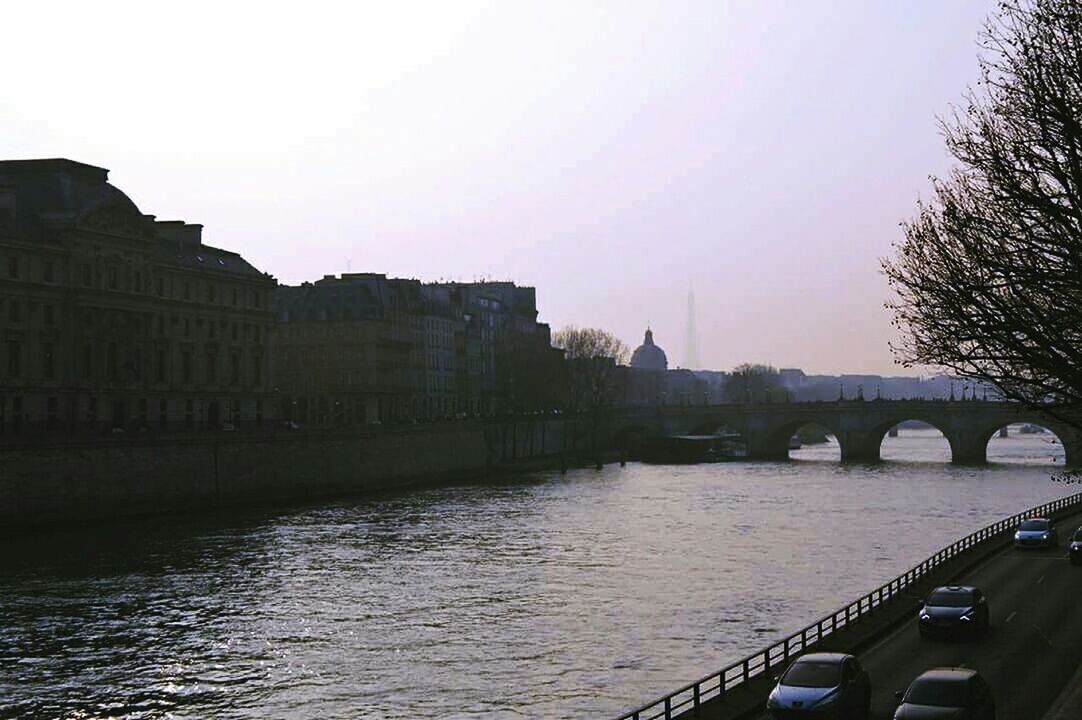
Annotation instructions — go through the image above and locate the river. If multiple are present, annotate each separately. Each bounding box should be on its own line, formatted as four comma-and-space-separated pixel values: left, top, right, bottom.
0, 427, 1072, 719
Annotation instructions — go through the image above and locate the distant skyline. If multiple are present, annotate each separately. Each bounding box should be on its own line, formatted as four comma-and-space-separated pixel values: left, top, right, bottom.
1, 0, 998, 374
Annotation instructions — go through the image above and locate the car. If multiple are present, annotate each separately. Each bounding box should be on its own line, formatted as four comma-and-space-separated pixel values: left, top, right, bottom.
1070, 526, 1082, 565
1014, 517, 1058, 548
918, 585, 989, 637
894, 667, 995, 719
766, 652, 870, 719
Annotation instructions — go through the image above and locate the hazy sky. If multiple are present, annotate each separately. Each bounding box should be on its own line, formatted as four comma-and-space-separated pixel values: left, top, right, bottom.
2, 0, 998, 375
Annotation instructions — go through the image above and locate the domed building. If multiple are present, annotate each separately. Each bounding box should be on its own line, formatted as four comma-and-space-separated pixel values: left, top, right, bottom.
630, 328, 668, 371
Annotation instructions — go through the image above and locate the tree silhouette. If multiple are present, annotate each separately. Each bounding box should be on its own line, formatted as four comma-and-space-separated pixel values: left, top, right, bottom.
884, 0, 1082, 429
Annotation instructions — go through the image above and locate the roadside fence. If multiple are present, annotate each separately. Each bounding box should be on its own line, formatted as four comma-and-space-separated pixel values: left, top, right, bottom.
614, 490, 1082, 720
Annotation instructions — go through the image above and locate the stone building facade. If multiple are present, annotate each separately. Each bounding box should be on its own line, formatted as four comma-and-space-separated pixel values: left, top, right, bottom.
0, 158, 276, 435
274, 276, 560, 425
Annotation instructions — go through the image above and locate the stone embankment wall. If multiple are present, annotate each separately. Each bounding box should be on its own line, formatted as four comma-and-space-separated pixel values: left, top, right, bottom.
0, 417, 587, 529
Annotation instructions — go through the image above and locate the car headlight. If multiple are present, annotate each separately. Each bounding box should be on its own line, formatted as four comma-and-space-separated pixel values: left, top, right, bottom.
919, 611, 930, 621
1042, 532, 1050, 538
959, 607, 976, 621
1015, 531, 1022, 539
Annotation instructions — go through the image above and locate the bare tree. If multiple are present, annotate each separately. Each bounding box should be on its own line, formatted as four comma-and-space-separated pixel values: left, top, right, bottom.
722, 363, 786, 403
553, 326, 629, 414
884, 0, 1082, 427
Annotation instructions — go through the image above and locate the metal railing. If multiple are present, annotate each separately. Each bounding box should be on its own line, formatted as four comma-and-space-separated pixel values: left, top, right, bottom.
613, 491, 1082, 720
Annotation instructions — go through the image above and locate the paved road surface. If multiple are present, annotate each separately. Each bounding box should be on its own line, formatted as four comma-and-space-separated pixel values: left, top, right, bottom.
753, 516, 1082, 720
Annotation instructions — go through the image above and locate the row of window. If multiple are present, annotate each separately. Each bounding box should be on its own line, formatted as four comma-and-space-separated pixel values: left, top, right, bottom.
2, 252, 270, 309
0, 396, 266, 432
3, 340, 264, 387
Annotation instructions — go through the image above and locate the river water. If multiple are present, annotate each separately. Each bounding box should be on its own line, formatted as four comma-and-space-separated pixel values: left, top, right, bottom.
0, 428, 1072, 719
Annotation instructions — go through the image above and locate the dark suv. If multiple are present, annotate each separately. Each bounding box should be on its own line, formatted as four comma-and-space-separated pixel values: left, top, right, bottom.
894, 668, 994, 719
1070, 526, 1082, 565
918, 585, 989, 637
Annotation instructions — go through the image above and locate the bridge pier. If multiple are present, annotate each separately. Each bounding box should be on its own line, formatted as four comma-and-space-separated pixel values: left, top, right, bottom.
837, 430, 881, 464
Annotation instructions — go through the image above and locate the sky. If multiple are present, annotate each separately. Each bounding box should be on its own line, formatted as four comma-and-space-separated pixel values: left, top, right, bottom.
1, 0, 999, 375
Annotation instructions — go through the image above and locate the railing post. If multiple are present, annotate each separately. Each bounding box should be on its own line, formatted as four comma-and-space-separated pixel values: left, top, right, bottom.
743, 659, 750, 683
664, 696, 671, 720
693, 684, 700, 716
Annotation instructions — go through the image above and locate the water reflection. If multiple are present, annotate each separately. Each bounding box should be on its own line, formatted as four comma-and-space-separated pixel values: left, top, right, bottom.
0, 431, 1071, 719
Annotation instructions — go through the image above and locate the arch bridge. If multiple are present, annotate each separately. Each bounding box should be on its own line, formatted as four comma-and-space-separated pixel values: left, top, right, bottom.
612, 400, 1080, 466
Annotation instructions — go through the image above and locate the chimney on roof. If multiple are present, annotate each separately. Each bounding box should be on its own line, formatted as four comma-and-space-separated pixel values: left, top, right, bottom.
155, 220, 202, 249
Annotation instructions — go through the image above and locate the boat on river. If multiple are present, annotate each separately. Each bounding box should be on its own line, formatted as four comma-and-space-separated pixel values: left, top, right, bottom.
640, 433, 747, 464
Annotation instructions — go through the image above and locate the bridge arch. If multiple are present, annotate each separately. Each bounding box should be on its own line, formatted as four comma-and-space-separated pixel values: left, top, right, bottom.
970, 419, 1075, 466
749, 417, 844, 461
850, 416, 956, 464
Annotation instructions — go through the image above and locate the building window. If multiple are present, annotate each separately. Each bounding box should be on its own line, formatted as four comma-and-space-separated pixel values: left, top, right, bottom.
181, 350, 192, 384
134, 272, 142, 293
139, 398, 148, 427
157, 277, 165, 296
207, 282, 215, 302
82, 343, 93, 380
44, 260, 54, 283
83, 264, 92, 287
107, 266, 117, 290
12, 396, 22, 432
7, 340, 20, 377
159, 398, 168, 429
7, 256, 18, 279
107, 342, 118, 380
8, 300, 19, 323
232, 323, 238, 342
206, 351, 217, 384
47, 397, 58, 430
42, 342, 54, 380
156, 349, 166, 383
231, 352, 241, 386
184, 318, 191, 338
252, 354, 262, 386
232, 288, 238, 306
183, 281, 191, 300
43, 304, 54, 326
185, 399, 194, 429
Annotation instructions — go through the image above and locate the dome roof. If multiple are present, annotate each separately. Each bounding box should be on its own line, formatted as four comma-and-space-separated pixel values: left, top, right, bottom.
630, 328, 668, 371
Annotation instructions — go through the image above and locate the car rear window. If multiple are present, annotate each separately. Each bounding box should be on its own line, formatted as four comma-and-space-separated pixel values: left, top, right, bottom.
905, 677, 969, 706
782, 661, 840, 688
1020, 520, 1049, 531
927, 590, 973, 607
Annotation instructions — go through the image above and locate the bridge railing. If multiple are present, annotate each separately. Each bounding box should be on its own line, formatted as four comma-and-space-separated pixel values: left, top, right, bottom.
613, 490, 1082, 720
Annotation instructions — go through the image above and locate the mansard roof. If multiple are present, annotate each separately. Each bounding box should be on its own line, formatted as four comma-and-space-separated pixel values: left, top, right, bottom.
0, 157, 270, 280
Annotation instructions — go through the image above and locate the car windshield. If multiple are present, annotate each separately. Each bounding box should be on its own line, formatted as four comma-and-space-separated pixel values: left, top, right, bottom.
927, 590, 973, 607
905, 677, 969, 706
782, 661, 841, 688
1020, 520, 1049, 531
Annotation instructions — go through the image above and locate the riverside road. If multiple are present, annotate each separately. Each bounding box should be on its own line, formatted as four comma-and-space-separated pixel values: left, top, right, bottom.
735, 516, 1082, 720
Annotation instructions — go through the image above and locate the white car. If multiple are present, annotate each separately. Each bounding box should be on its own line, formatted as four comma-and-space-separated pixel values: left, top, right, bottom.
1014, 517, 1058, 548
